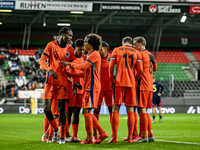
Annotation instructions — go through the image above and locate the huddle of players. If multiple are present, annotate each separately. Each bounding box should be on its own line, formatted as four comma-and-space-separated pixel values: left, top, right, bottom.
40, 26, 157, 144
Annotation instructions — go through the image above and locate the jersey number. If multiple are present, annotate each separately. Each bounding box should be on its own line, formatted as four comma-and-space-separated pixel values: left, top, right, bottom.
153, 84, 157, 92
122, 54, 134, 69
149, 61, 153, 74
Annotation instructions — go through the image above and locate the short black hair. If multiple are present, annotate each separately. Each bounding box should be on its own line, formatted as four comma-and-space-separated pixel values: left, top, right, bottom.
75, 39, 84, 47
86, 33, 102, 51
102, 41, 109, 50
58, 27, 72, 36
133, 36, 146, 46
122, 36, 132, 44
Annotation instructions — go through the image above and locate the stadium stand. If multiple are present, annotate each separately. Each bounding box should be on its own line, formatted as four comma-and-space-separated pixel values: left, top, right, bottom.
191, 49, 200, 63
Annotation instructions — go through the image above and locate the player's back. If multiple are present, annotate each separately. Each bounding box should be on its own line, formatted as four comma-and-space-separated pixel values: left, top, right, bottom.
139, 50, 153, 91
112, 45, 140, 87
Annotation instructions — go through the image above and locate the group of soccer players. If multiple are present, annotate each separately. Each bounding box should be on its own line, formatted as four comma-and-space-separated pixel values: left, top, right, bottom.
40, 26, 157, 144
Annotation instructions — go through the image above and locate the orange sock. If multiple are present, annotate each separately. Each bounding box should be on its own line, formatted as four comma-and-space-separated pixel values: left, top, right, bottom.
49, 120, 58, 130
84, 113, 93, 141
93, 112, 99, 136
49, 125, 54, 140
147, 113, 153, 137
127, 111, 135, 139
139, 113, 148, 138
65, 119, 70, 137
133, 112, 138, 136
43, 116, 49, 135
60, 125, 65, 139
72, 124, 79, 137
92, 114, 104, 135
112, 111, 119, 139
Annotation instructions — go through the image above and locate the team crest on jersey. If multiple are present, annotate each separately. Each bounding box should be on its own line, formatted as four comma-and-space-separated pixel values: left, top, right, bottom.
65, 52, 70, 58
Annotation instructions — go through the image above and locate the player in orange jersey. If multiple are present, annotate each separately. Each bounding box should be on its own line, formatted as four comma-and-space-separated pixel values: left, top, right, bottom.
60, 33, 108, 144
132, 36, 157, 142
93, 41, 113, 140
65, 39, 86, 142
109, 37, 143, 143
40, 27, 75, 144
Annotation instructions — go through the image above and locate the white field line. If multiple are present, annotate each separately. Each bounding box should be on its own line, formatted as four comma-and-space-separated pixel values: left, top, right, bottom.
120, 137, 200, 145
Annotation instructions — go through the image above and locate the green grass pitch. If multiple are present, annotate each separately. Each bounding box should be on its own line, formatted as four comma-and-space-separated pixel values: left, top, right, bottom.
0, 114, 200, 150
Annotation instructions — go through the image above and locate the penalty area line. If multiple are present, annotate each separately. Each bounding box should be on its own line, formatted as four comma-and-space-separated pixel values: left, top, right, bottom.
156, 139, 200, 146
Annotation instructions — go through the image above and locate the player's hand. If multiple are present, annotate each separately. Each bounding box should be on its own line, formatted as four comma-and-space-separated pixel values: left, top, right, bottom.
149, 53, 156, 63
67, 72, 72, 77
157, 93, 161, 96
59, 61, 70, 67
75, 82, 82, 90
110, 82, 115, 90
49, 69, 58, 80
72, 84, 77, 95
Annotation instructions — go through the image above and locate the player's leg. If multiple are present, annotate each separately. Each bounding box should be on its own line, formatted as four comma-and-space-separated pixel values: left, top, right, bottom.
158, 106, 162, 122
43, 99, 58, 132
92, 91, 108, 144
133, 90, 148, 142
146, 91, 155, 142
72, 94, 83, 141
108, 87, 124, 143
57, 99, 66, 144
93, 91, 104, 139
126, 106, 135, 143
41, 115, 49, 141
152, 107, 156, 123
81, 108, 94, 144
67, 107, 73, 130
72, 107, 82, 141
104, 90, 113, 134
124, 87, 136, 143
152, 97, 156, 123
158, 98, 162, 122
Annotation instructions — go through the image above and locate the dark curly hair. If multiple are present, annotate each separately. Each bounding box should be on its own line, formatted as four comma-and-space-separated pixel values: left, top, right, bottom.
58, 27, 72, 36
86, 33, 102, 51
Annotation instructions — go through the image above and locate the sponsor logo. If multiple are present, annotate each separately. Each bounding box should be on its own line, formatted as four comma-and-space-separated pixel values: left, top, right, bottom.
149, 5, 181, 13
149, 107, 176, 114
101, 4, 140, 11
149, 5, 157, 13
190, 5, 200, 14
0, 108, 4, 114
19, 106, 44, 114
15, 1, 92, 11
0, 1, 15, 9
187, 106, 200, 114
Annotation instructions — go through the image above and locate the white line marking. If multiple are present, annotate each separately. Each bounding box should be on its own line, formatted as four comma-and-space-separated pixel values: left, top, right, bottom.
155, 139, 200, 146
120, 137, 200, 145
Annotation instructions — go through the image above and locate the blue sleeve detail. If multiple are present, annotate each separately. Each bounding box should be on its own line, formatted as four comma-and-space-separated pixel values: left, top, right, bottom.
86, 59, 93, 65
111, 57, 115, 59
43, 53, 49, 57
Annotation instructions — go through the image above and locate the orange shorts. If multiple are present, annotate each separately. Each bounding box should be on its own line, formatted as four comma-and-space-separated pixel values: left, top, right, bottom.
44, 84, 68, 100
67, 84, 76, 107
83, 91, 100, 109
98, 90, 113, 107
114, 86, 136, 106
51, 98, 68, 115
75, 94, 83, 108
137, 90, 153, 108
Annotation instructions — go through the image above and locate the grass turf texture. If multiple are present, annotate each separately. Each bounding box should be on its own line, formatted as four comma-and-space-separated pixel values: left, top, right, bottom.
0, 114, 200, 150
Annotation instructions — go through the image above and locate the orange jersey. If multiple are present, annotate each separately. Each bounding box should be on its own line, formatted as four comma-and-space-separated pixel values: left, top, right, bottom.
69, 50, 101, 92
138, 50, 157, 91
110, 45, 142, 87
70, 55, 85, 94
40, 40, 75, 85
100, 53, 112, 91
